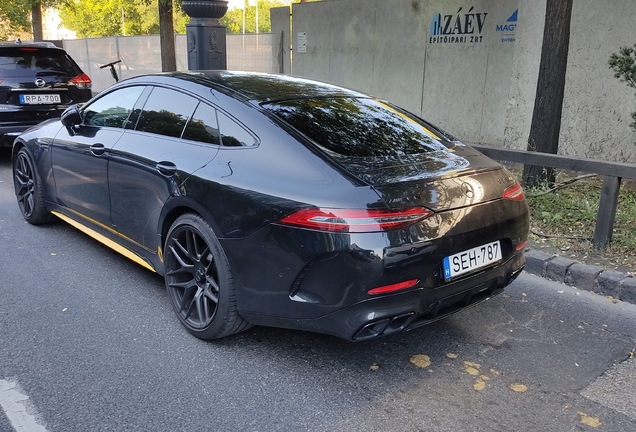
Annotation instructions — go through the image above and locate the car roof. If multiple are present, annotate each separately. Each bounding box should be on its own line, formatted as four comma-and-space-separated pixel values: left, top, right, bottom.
0, 41, 62, 50
124, 71, 369, 104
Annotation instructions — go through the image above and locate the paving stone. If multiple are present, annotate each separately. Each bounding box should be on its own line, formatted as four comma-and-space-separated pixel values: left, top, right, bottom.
593, 270, 625, 298
524, 249, 554, 277
544, 257, 577, 283
565, 263, 605, 292
619, 277, 636, 304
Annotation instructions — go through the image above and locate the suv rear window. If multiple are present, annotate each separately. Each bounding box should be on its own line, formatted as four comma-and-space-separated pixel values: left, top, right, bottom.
263, 97, 449, 157
0, 48, 80, 77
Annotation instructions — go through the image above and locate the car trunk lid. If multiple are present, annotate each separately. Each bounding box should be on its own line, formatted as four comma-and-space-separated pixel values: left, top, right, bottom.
333, 144, 517, 212
262, 96, 518, 212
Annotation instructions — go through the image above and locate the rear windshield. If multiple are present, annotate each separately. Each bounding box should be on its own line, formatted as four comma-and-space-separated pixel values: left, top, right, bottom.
0, 48, 79, 77
263, 97, 450, 157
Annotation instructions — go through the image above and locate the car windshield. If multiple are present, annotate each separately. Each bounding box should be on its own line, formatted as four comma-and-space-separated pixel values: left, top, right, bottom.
263, 97, 450, 157
0, 48, 79, 77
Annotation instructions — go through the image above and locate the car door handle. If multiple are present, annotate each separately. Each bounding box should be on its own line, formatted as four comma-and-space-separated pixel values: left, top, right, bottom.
156, 161, 177, 176
90, 143, 106, 156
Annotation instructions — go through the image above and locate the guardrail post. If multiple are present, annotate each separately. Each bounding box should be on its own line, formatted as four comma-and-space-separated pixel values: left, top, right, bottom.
593, 175, 622, 250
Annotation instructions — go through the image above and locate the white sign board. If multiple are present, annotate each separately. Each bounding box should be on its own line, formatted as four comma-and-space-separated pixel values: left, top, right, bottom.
297, 32, 307, 54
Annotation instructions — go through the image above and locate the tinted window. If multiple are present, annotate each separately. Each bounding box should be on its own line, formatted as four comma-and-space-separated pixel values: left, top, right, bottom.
182, 103, 220, 145
0, 48, 79, 76
136, 87, 198, 138
218, 112, 256, 147
263, 98, 448, 157
83, 86, 144, 128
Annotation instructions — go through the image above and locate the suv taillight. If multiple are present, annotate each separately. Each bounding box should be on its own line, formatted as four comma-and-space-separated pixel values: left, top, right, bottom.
70, 73, 92, 90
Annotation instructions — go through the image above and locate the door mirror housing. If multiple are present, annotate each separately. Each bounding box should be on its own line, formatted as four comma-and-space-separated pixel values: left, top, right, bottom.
61, 104, 82, 127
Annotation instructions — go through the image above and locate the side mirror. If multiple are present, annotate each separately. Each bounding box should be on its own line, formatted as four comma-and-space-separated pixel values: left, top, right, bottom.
61, 104, 82, 127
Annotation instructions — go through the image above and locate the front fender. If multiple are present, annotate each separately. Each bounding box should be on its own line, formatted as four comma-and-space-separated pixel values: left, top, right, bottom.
12, 120, 65, 204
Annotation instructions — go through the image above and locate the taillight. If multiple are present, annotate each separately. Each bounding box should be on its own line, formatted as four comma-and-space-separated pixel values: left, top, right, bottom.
277, 207, 433, 233
0, 79, 3, 85
503, 181, 525, 201
70, 73, 92, 90
367, 279, 419, 295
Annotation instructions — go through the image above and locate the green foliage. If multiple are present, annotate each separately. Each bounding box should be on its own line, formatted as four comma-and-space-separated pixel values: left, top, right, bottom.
0, 0, 30, 40
59, 0, 188, 38
222, 0, 291, 34
523, 171, 636, 257
609, 44, 636, 136
0, 0, 64, 40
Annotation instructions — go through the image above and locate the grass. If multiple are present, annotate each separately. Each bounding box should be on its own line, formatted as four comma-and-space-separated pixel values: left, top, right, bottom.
519, 170, 636, 275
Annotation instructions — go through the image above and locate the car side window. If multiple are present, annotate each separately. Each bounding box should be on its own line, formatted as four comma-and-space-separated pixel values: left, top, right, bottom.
83, 86, 145, 128
217, 112, 256, 147
182, 102, 220, 145
136, 87, 198, 138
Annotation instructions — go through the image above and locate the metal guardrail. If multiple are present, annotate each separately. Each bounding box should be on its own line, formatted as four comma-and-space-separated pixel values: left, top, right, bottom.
470, 144, 636, 250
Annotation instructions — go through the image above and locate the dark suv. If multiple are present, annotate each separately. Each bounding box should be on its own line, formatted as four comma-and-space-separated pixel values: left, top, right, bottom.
0, 41, 92, 146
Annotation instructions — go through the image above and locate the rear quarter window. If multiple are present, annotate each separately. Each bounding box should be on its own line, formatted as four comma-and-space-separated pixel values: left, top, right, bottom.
263, 97, 449, 157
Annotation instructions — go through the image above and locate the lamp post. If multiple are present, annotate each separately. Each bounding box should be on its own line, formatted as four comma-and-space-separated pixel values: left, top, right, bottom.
182, 0, 229, 70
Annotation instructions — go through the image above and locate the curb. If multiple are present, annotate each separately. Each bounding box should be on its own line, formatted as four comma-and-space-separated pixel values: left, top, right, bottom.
524, 249, 635, 306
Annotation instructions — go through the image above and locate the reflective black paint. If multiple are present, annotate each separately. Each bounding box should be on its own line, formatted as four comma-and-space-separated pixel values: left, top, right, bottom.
13, 71, 529, 340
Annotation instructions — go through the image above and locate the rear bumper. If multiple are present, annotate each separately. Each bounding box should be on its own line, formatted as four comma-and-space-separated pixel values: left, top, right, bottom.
241, 250, 525, 340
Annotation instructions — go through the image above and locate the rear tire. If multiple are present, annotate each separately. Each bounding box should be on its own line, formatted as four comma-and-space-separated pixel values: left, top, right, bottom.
13, 148, 52, 225
164, 213, 251, 340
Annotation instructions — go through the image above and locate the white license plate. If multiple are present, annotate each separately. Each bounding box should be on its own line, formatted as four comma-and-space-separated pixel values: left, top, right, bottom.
19, 94, 61, 104
442, 240, 502, 280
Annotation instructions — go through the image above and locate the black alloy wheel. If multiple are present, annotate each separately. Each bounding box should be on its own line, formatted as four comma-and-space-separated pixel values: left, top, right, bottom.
164, 214, 250, 339
13, 148, 51, 224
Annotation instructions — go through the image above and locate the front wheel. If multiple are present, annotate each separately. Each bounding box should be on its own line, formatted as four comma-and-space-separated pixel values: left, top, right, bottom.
164, 213, 251, 340
13, 148, 52, 224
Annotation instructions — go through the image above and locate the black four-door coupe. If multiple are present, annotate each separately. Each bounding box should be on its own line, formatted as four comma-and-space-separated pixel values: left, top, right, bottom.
13, 71, 529, 341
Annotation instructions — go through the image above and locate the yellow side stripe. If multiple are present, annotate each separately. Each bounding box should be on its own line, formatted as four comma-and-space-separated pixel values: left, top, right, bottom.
65, 207, 150, 252
51, 211, 156, 273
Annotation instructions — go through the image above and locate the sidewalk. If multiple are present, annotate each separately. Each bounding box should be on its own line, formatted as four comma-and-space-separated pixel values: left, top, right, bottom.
524, 248, 636, 305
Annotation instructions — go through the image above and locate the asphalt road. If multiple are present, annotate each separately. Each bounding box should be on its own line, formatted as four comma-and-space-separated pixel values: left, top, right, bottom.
1, 148, 635, 431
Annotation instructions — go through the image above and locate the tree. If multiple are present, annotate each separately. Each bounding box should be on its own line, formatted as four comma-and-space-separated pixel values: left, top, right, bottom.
59, 0, 187, 38
522, 0, 574, 188
609, 44, 636, 140
0, 0, 60, 41
0, 0, 31, 40
222, 0, 291, 34
158, 0, 176, 71
60, 0, 137, 37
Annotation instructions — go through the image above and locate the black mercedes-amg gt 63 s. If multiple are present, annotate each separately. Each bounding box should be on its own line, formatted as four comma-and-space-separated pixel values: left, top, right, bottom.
12, 71, 528, 341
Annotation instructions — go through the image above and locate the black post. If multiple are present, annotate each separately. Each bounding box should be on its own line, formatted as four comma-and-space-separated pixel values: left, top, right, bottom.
182, 0, 229, 70
593, 176, 622, 250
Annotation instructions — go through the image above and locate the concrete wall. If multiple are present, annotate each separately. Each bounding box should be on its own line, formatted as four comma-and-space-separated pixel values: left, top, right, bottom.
505, 0, 636, 162
560, 0, 635, 162
272, 0, 636, 163
287, 0, 519, 145
270, 7, 292, 74
502, 0, 545, 151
